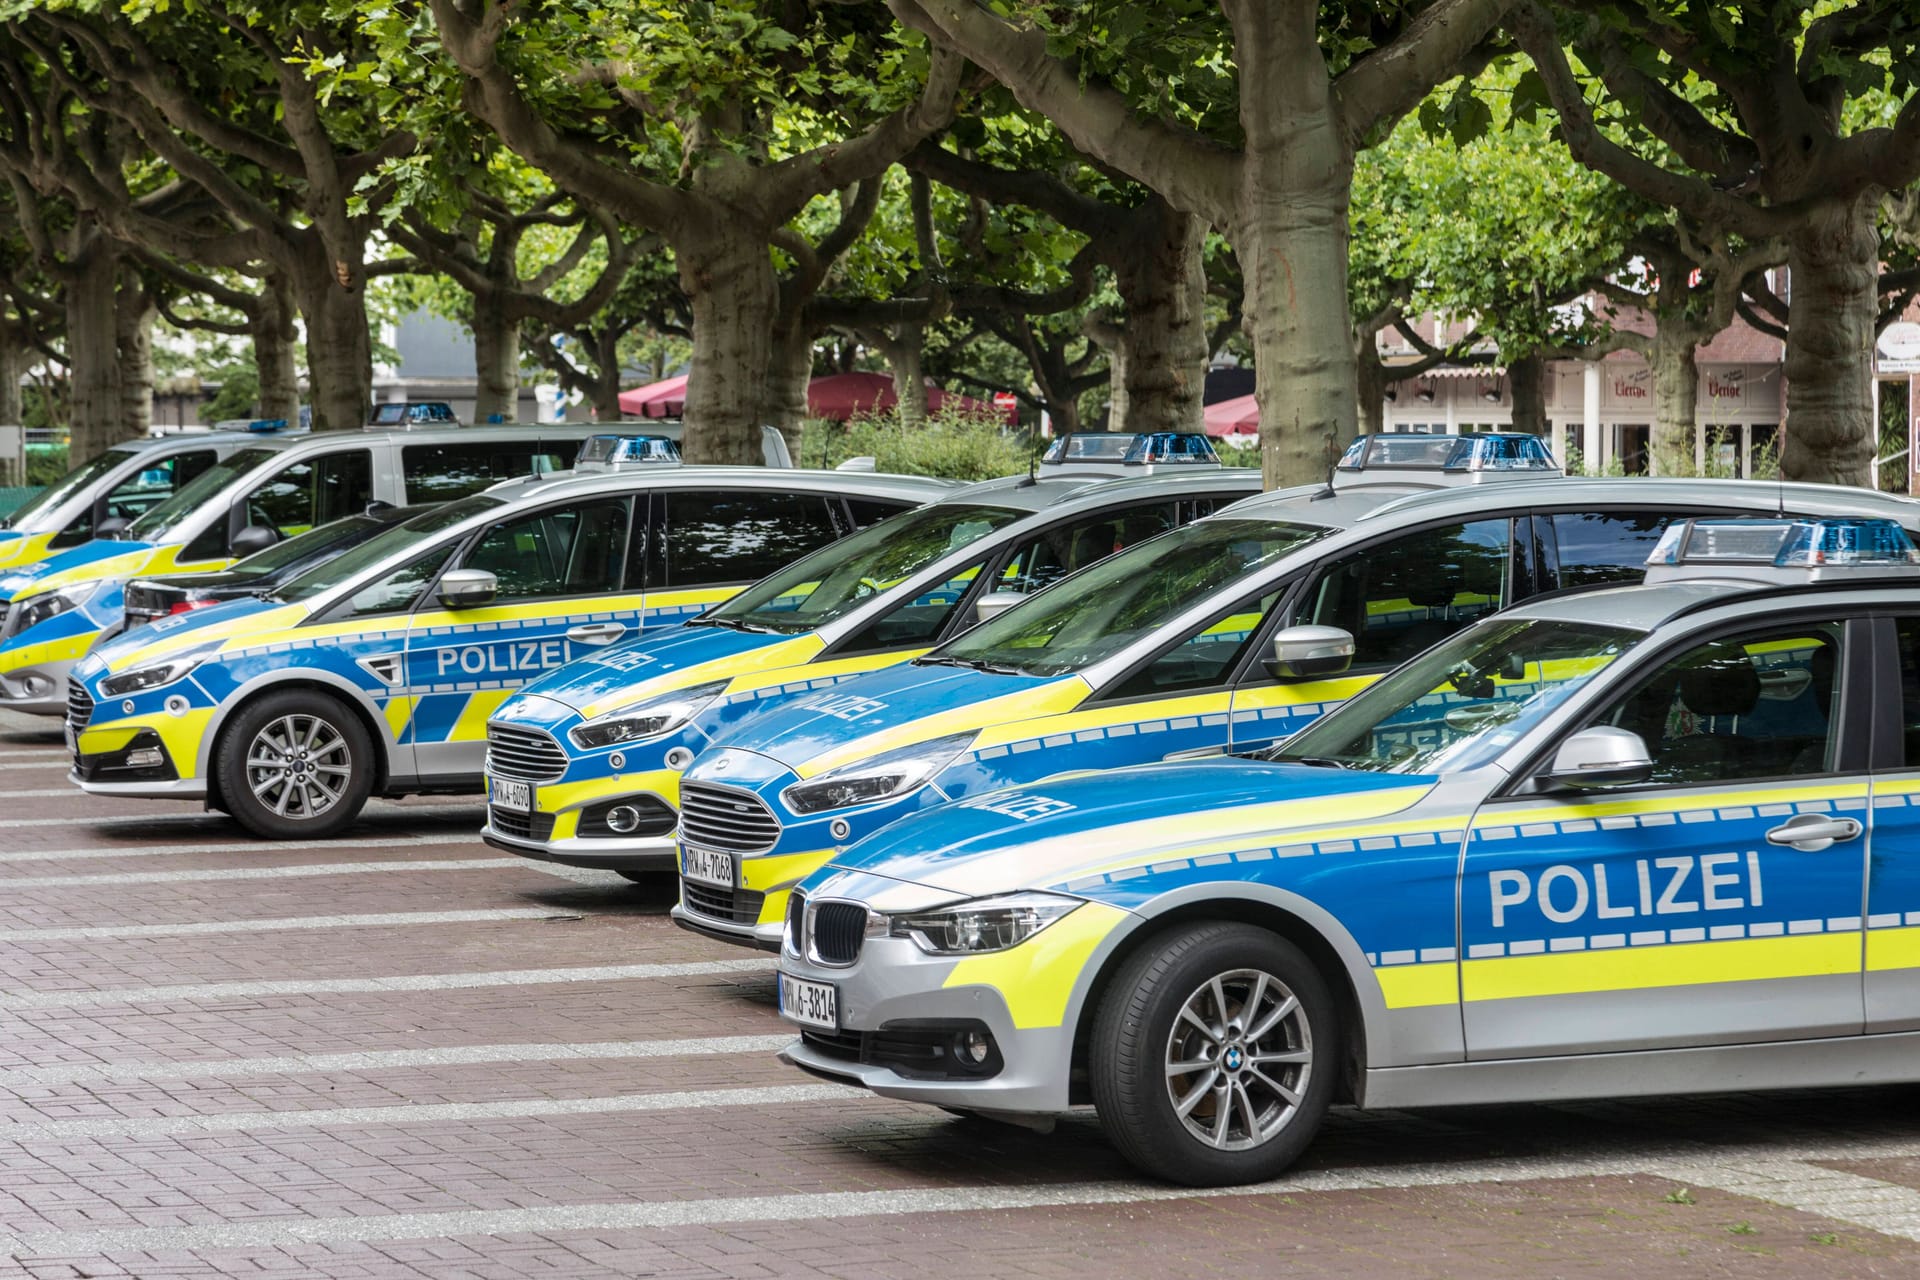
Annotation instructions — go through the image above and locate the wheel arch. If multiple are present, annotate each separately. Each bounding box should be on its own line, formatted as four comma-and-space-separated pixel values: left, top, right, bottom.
204, 671, 394, 810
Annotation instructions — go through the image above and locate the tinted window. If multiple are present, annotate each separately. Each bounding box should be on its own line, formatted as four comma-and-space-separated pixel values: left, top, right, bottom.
1549, 511, 1678, 590
657, 490, 841, 587
461, 498, 632, 600
402, 443, 570, 503
1107, 585, 1284, 700
129, 446, 279, 542
1299, 519, 1511, 670
345, 546, 460, 617
997, 504, 1176, 597
245, 450, 374, 539
99, 449, 216, 527
846, 497, 915, 528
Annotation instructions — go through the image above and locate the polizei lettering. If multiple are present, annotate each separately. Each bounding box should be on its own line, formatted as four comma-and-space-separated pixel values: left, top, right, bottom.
955, 791, 1076, 822
437, 639, 570, 677
795, 692, 887, 720
1488, 852, 1764, 928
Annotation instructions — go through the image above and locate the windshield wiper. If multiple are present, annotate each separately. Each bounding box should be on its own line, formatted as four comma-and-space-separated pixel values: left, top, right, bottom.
1268, 753, 1349, 769
689, 616, 774, 633
914, 654, 1028, 676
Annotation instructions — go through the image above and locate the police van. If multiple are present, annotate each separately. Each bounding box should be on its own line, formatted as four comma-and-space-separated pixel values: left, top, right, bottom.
480, 467, 1260, 874
771, 516, 1920, 1186
0, 424, 602, 713
65, 459, 949, 837
672, 444, 1920, 952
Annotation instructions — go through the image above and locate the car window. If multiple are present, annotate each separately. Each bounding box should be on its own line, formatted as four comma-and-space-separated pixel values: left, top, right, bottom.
346, 545, 460, 617
657, 489, 841, 587
401, 443, 571, 502
997, 504, 1176, 597
1547, 511, 1683, 590
461, 498, 631, 601
245, 450, 375, 540
1106, 585, 1286, 700
100, 449, 216, 526
845, 497, 916, 528
1594, 623, 1845, 786
1892, 618, 1920, 768
1299, 519, 1512, 670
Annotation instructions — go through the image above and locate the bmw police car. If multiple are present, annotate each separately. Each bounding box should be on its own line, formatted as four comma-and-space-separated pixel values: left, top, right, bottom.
773, 516, 1920, 1186
673, 440, 1920, 951
1, 423, 601, 714
481, 468, 1260, 873
65, 457, 947, 838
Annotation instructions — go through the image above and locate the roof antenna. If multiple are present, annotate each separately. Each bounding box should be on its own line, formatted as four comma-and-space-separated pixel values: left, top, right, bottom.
1017, 453, 1037, 488
1310, 460, 1338, 501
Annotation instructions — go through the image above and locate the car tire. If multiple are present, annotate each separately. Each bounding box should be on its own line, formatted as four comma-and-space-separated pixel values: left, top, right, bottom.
215, 690, 375, 839
1090, 922, 1337, 1186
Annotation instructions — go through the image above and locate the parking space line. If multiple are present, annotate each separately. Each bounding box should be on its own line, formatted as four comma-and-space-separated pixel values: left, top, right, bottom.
6, 803, 485, 828
0, 1082, 840, 1141
1671, 1157, 1920, 1243
2, 857, 523, 889
0, 907, 566, 943
0, 957, 771, 1010
0, 1035, 795, 1086
0, 787, 96, 797
0, 834, 477, 864
6, 1142, 1920, 1258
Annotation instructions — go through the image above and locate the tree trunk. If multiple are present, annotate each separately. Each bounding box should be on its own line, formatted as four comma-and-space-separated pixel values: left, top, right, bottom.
66, 243, 124, 462
1508, 353, 1548, 439
252, 273, 300, 425
765, 321, 815, 451
1355, 345, 1388, 435
1648, 329, 1700, 476
590, 328, 624, 422
1779, 194, 1881, 486
292, 254, 373, 433
0, 324, 23, 426
1238, 143, 1359, 489
471, 290, 521, 424
885, 323, 928, 426
1109, 198, 1208, 433
116, 281, 157, 440
679, 234, 778, 464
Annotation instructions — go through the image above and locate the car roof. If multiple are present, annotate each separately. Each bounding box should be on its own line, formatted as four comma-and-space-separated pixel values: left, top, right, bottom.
936, 468, 1261, 515
480, 464, 955, 505
114, 431, 280, 454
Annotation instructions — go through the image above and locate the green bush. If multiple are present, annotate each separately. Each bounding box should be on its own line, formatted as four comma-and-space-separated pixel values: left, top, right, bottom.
26, 446, 69, 486
800, 405, 1035, 481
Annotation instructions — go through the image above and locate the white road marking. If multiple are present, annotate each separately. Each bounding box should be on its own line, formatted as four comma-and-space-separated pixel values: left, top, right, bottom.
0, 957, 771, 1009
0, 1035, 795, 1087
0, 749, 64, 759
0, 787, 92, 797
2, 857, 522, 889
4, 802, 485, 828
0, 1082, 837, 1141
0, 907, 565, 943
6, 1141, 1920, 1258
0, 834, 475, 864
1673, 1157, 1920, 1243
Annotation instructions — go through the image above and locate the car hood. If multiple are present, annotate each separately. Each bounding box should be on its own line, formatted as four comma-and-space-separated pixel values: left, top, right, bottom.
0, 539, 159, 602
813, 759, 1437, 899
704, 661, 1091, 777
84, 595, 298, 676
510, 623, 821, 718
0, 529, 50, 571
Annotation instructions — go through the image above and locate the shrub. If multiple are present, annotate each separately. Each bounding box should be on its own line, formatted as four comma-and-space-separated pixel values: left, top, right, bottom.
800, 405, 1035, 481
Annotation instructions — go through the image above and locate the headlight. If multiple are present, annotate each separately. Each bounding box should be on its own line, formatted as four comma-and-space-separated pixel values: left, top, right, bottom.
99, 648, 214, 697
10, 580, 105, 635
781, 732, 976, 815
568, 680, 728, 750
888, 891, 1082, 954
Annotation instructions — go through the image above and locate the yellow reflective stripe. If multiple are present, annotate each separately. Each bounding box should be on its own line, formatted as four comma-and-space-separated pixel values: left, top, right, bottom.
942, 902, 1131, 1029
643, 586, 740, 611
718, 645, 920, 700
1230, 675, 1377, 711
1491, 781, 1868, 828
0, 532, 55, 570
112, 603, 311, 671
382, 695, 417, 742
738, 846, 837, 895
451, 690, 515, 744
969, 688, 1225, 752
532, 767, 680, 813
1867, 927, 1920, 972
577, 635, 825, 719
759, 888, 793, 928
1462, 931, 1860, 1003
79, 707, 216, 782
409, 592, 649, 630
1374, 962, 1460, 1009
16, 549, 155, 598
76, 726, 139, 754
799, 677, 1092, 778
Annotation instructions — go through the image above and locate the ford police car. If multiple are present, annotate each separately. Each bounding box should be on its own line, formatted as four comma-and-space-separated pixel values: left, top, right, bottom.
772, 516, 1920, 1186
64, 460, 947, 838
672, 446, 1920, 951
1, 424, 602, 714
480, 468, 1260, 874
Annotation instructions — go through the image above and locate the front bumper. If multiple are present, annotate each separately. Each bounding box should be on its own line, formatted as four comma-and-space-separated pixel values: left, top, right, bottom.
0, 655, 78, 714
69, 706, 215, 797
670, 845, 840, 950
484, 811, 679, 870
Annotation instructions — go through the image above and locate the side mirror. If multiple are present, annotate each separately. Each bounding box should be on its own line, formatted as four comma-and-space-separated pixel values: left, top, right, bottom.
1543, 726, 1653, 789
973, 589, 1026, 625
1267, 624, 1355, 681
437, 568, 498, 611
230, 525, 280, 559
95, 515, 132, 539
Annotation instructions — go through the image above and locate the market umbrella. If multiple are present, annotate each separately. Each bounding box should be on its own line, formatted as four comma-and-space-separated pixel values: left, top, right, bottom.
807, 371, 1008, 422
616, 374, 690, 419
1201, 393, 1261, 438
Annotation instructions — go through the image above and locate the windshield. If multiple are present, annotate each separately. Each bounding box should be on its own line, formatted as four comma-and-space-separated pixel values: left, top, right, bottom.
1271, 617, 1642, 774
938, 517, 1329, 677
273, 495, 501, 604
706, 501, 1025, 633
222, 514, 384, 581
127, 447, 279, 542
3, 447, 133, 528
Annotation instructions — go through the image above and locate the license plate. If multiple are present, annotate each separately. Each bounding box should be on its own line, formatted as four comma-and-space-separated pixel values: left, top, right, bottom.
779, 972, 838, 1030
682, 845, 735, 887
490, 777, 532, 812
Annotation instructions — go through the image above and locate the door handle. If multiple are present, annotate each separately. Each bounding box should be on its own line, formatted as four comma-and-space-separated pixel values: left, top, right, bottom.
1764, 814, 1863, 852
566, 622, 628, 646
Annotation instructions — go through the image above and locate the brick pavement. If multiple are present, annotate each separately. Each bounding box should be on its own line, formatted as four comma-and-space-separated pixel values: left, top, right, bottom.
5, 707, 1920, 1277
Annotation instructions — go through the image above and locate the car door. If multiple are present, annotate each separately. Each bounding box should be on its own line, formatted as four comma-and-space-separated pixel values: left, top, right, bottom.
404, 495, 641, 781
180, 446, 376, 568
1460, 614, 1870, 1059
645, 487, 845, 624
1865, 615, 1920, 1032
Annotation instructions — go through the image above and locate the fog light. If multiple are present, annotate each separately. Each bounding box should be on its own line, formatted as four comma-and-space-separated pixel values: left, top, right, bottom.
664, 746, 694, 769
22, 675, 45, 695
830, 817, 851, 841
958, 1030, 991, 1064
608, 752, 626, 770
606, 805, 642, 834
126, 748, 163, 768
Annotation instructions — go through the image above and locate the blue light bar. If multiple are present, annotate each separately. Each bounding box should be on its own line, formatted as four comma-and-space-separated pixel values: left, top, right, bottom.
1647, 517, 1920, 569
575, 434, 682, 468
245, 418, 288, 432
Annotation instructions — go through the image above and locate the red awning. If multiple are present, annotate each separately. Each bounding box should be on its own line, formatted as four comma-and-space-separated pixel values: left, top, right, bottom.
808, 371, 1009, 423
1201, 393, 1260, 437
616, 374, 689, 419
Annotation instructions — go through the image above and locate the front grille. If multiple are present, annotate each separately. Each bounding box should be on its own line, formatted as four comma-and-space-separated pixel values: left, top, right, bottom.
489, 806, 556, 842
786, 890, 806, 952
0, 601, 10, 639
681, 880, 765, 924
678, 781, 781, 853
811, 901, 868, 965
67, 678, 94, 730
485, 725, 567, 782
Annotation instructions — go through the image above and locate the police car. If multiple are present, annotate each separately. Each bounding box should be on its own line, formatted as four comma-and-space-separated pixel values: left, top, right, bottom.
0, 424, 601, 714
1038, 429, 1223, 476
480, 468, 1260, 874
0, 428, 270, 573
772, 516, 1920, 1186
672, 445, 1920, 952
65, 460, 947, 838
